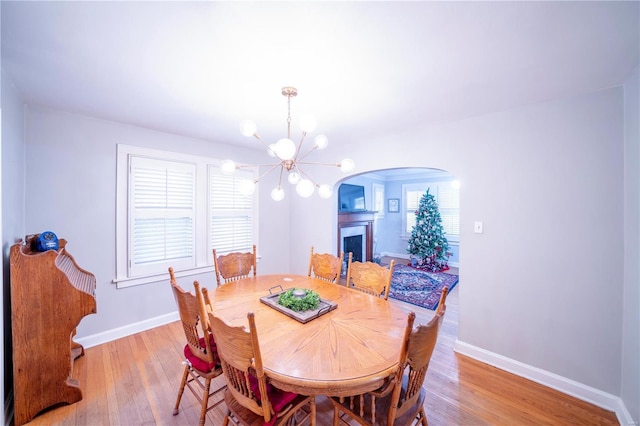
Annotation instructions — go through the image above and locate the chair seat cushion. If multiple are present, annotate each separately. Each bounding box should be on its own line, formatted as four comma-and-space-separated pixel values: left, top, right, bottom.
249, 375, 299, 415
184, 334, 219, 373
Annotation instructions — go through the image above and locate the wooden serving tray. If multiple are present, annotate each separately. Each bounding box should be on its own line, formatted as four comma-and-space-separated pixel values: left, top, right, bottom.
260, 287, 338, 323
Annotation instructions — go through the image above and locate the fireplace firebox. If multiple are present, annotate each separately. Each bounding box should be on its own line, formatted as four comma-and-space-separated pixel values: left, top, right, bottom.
344, 235, 363, 263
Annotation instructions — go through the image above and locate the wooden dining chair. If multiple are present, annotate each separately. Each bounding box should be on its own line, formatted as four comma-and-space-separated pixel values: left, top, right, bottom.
208, 310, 316, 426
201, 286, 213, 312
213, 244, 257, 287
168, 268, 225, 426
307, 245, 344, 283
331, 287, 449, 426
345, 256, 395, 300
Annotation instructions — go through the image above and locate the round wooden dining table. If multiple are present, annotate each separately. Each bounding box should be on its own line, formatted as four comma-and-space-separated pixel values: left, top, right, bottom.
209, 274, 409, 397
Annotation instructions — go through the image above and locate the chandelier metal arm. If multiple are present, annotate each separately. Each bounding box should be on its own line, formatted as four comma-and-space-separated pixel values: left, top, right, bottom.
276, 164, 284, 188
295, 144, 317, 162
294, 131, 308, 162
251, 133, 273, 152
295, 161, 342, 168
234, 162, 284, 169
253, 163, 283, 183
295, 166, 321, 187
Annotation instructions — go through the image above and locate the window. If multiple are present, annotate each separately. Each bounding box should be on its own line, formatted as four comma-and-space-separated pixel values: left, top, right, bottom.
209, 167, 254, 255
372, 183, 385, 218
405, 188, 423, 233
436, 183, 460, 238
402, 181, 460, 241
129, 157, 196, 277
116, 145, 257, 288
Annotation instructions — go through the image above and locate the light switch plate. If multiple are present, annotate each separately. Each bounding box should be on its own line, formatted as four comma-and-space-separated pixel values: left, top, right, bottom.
474, 221, 484, 234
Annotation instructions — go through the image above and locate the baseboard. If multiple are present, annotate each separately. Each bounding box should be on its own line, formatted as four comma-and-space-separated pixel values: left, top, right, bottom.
454, 340, 636, 426
75, 311, 179, 349
381, 252, 460, 268
382, 252, 410, 260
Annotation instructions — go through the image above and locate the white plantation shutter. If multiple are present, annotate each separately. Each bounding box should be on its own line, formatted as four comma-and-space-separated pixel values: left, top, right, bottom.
372, 183, 385, 218
209, 167, 254, 255
438, 184, 460, 237
405, 190, 423, 233
129, 157, 196, 276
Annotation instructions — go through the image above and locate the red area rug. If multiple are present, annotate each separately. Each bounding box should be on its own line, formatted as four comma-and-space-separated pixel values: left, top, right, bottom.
389, 264, 458, 310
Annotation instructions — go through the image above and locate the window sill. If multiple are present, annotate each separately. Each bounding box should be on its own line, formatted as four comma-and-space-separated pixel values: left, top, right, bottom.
113, 265, 215, 289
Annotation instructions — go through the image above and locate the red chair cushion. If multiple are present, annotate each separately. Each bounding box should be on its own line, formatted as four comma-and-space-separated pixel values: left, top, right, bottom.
249, 374, 299, 425
184, 334, 218, 373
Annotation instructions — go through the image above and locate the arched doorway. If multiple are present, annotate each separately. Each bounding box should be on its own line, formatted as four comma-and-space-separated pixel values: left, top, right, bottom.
336, 167, 460, 270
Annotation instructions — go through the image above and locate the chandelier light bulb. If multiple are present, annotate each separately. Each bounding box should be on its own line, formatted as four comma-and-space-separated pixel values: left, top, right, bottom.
240, 120, 257, 137
221, 160, 237, 175
271, 187, 285, 201
340, 158, 356, 173
296, 179, 315, 197
299, 114, 317, 133
275, 138, 297, 160
288, 171, 301, 185
314, 135, 328, 150
318, 184, 333, 199
238, 179, 256, 196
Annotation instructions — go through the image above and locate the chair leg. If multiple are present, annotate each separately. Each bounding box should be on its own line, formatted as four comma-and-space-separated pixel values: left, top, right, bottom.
333, 405, 340, 426
198, 376, 212, 426
310, 397, 317, 426
222, 410, 231, 426
419, 407, 428, 426
173, 365, 190, 415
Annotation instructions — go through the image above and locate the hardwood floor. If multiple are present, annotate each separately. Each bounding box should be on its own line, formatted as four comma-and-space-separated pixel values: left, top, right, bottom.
22, 284, 618, 425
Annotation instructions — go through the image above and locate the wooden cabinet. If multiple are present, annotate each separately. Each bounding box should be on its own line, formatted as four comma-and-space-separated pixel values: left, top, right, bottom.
10, 236, 97, 425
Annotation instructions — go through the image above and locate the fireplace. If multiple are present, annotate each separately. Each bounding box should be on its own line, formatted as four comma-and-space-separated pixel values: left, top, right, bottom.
341, 226, 366, 263
337, 211, 375, 263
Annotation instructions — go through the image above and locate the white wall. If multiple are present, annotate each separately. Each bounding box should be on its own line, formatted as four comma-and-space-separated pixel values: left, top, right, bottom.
622, 66, 639, 422
1, 68, 26, 425
1, 73, 25, 246
454, 88, 624, 399
23, 105, 291, 339
288, 87, 627, 407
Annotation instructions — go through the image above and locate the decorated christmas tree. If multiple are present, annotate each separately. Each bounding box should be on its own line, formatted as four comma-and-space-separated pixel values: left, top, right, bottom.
407, 189, 450, 272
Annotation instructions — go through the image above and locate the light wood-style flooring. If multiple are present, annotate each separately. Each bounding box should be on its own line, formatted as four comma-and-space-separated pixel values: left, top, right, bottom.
22, 278, 618, 425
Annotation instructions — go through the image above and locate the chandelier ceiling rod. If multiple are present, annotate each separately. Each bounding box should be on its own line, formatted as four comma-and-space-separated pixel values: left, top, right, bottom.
283, 86, 295, 141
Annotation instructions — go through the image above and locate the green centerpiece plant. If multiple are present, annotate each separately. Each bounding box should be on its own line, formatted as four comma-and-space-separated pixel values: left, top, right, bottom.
278, 288, 320, 312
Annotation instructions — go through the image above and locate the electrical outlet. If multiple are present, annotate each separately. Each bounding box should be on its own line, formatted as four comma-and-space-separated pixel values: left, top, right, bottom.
474, 221, 484, 234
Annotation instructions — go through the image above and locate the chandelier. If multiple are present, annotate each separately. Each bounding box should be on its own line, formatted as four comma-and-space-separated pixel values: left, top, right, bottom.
221, 87, 355, 201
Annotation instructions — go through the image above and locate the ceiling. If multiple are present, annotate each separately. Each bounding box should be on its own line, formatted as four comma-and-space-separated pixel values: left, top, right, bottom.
2, 1, 638, 151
